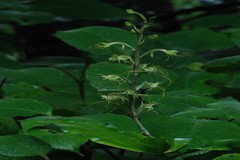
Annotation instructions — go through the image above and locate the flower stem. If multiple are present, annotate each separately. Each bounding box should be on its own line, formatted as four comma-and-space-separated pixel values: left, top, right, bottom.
130, 26, 153, 138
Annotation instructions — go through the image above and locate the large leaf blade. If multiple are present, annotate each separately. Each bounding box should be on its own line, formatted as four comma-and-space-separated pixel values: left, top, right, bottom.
55, 26, 137, 61
0, 98, 52, 117
21, 114, 169, 154
0, 135, 51, 158
0, 67, 79, 93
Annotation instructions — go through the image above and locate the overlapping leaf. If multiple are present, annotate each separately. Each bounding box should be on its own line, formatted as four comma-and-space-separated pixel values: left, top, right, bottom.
142, 115, 240, 152
0, 67, 79, 93
167, 70, 229, 95
0, 135, 51, 159
55, 26, 137, 61
214, 153, 240, 160
21, 114, 169, 153
27, 129, 88, 154
157, 28, 234, 51
0, 98, 51, 117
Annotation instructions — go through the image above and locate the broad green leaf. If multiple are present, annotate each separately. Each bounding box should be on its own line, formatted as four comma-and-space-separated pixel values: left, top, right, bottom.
172, 108, 226, 120
0, 67, 79, 93
204, 55, 240, 71
27, 129, 87, 154
207, 98, 240, 123
170, 97, 240, 120
142, 116, 240, 151
165, 138, 192, 153
0, 55, 22, 69
21, 114, 169, 153
2, 82, 46, 98
0, 135, 51, 158
31, 0, 129, 21
168, 70, 229, 95
223, 28, 240, 47
141, 95, 216, 116
30, 92, 82, 111
55, 26, 137, 61
0, 98, 51, 117
183, 14, 240, 28
86, 63, 130, 91
0, 117, 19, 135
226, 73, 240, 88
3, 82, 82, 112
80, 114, 140, 132
157, 28, 234, 51
207, 97, 240, 108
214, 153, 240, 160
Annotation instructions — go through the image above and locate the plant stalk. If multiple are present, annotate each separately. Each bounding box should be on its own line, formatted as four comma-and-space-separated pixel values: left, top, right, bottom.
130, 27, 153, 138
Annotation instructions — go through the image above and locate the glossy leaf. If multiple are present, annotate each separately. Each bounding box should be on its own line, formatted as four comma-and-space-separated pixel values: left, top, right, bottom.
168, 70, 229, 95
204, 55, 240, 71
55, 26, 137, 61
142, 116, 240, 151
214, 153, 240, 160
0, 135, 51, 158
21, 114, 169, 153
226, 73, 240, 88
0, 98, 52, 117
207, 98, 240, 123
27, 129, 88, 154
157, 28, 234, 51
2, 82, 82, 111
0, 67, 79, 93
2, 82, 46, 98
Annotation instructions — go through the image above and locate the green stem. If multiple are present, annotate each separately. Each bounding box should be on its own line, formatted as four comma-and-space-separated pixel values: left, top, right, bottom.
130, 27, 153, 138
